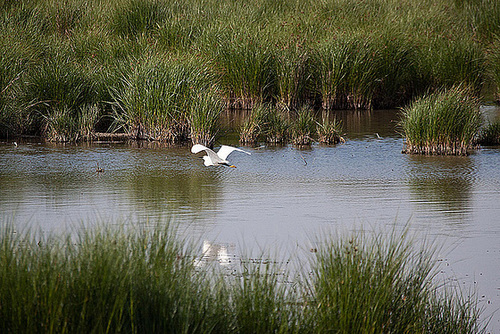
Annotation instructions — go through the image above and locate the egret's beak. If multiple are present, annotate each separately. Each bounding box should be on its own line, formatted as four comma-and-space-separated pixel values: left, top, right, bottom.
229, 165, 237, 168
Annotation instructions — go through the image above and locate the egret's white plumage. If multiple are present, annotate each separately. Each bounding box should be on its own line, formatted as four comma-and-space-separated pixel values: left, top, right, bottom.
191, 144, 250, 167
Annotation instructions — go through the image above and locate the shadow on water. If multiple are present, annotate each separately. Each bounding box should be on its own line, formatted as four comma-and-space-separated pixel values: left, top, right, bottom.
0, 141, 226, 227
220, 108, 402, 142
405, 154, 475, 223
125, 168, 223, 220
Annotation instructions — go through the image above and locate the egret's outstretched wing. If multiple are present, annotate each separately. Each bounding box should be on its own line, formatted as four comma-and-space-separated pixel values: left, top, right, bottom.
191, 144, 210, 154
217, 145, 251, 160
191, 144, 223, 164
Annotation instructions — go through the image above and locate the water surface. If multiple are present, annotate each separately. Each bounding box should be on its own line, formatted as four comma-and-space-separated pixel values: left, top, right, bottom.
1, 108, 500, 331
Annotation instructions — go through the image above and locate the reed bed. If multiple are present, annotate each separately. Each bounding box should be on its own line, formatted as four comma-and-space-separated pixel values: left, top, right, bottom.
1, 0, 499, 141
213, 34, 277, 110
0, 221, 486, 334
400, 86, 482, 156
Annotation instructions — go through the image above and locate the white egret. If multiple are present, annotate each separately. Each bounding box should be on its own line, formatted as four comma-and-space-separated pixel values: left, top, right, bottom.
191, 144, 251, 168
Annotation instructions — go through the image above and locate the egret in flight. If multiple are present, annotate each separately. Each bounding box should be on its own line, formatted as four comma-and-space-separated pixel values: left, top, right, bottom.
191, 144, 251, 168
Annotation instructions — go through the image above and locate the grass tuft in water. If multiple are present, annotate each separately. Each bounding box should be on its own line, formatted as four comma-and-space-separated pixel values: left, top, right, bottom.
316, 116, 345, 145
239, 104, 268, 145
478, 120, 500, 146
400, 86, 482, 155
264, 106, 290, 144
291, 105, 316, 145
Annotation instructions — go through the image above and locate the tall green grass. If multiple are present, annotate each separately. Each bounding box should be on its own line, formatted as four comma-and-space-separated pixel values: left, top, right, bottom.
308, 228, 485, 333
275, 42, 312, 110
111, 55, 219, 144
291, 105, 316, 145
478, 120, 500, 145
0, 221, 486, 333
0, 223, 222, 334
487, 36, 500, 102
213, 34, 277, 110
1, 0, 499, 140
188, 89, 223, 147
400, 86, 482, 155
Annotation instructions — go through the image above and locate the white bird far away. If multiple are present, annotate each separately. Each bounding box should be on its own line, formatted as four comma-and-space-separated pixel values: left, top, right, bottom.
191, 144, 251, 168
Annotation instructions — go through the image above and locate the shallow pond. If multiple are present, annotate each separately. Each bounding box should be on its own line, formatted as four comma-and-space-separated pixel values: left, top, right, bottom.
1, 108, 500, 331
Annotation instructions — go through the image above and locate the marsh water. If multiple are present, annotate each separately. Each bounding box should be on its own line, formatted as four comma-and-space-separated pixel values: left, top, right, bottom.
1, 107, 500, 331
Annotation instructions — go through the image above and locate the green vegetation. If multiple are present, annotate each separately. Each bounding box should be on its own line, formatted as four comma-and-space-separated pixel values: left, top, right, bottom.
400, 86, 482, 155
317, 116, 345, 145
478, 120, 500, 145
291, 105, 316, 145
239, 104, 268, 145
0, 0, 499, 143
0, 221, 486, 333
310, 229, 484, 333
239, 104, 344, 146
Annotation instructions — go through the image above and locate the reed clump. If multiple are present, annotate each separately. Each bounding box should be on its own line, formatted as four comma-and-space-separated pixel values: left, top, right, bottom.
291, 105, 316, 145
239, 104, 267, 145
0, 221, 486, 333
238, 103, 291, 145
264, 107, 290, 144
478, 121, 500, 146
111, 55, 221, 145
188, 89, 223, 147
400, 86, 482, 156
317, 116, 345, 145
308, 228, 485, 333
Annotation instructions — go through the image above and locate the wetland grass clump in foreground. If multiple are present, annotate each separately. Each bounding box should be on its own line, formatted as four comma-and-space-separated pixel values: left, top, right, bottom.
400, 86, 482, 155
309, 229, 485, 333
0, 223, 224, 334
0, 221, 486, 333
